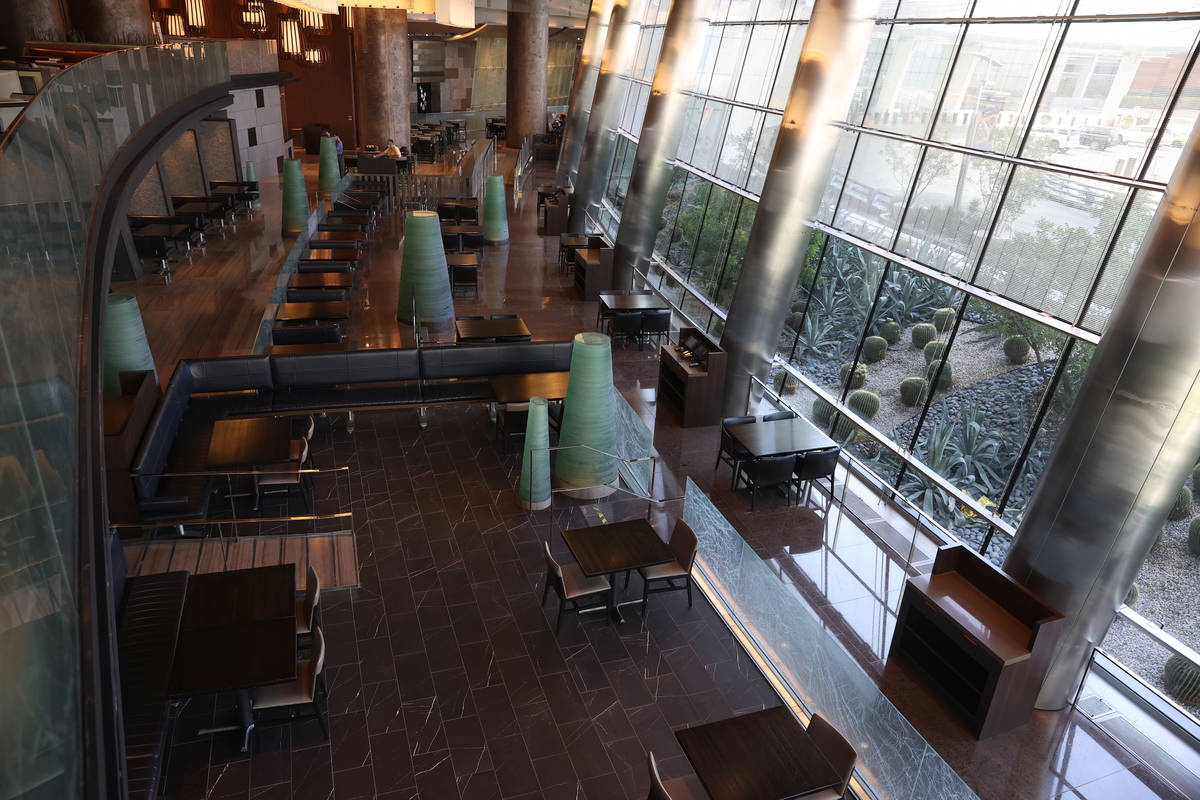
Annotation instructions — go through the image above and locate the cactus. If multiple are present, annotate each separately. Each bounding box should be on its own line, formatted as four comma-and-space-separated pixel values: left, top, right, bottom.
786, 312, 804, 332
899, 377, 928, 407
1163, 654, 1200, 705
1124, 582, 1139, 607
878, 320, 901, 345
831, 414, 857, 442
1003, 335, 1031, 364
1191, 463, 1200, 493
926, 360, 953, 389
862, 336, 888, 363
911, 322, 937, 348
847, 390, 881, 420
791, 300, 807, 314
923, 340, 949, 366
839, 362, 867, 389
774, 370, 798, 395
1170, 485, 1192, 520
1189, 517, 1200, 556
933, 307, 956, 332
812, 397, 836, 428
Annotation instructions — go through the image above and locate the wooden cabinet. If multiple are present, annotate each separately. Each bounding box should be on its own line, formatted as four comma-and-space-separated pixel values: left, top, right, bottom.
544, 196, 569, 235
890, 544, 1064, 738
573, 247, 614, 300
104, 370, 160, 525
657, 327, 727, 428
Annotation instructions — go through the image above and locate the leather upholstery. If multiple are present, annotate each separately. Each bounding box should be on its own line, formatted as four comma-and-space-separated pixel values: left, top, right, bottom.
419, 340, 572, 379
270, 348, 420, 390
187, 355, 273, 393
132, 364, 194, 499
271, 323, 343, 345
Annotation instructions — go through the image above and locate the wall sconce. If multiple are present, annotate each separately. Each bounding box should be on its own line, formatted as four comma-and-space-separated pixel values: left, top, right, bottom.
299, 10, 329, 32
184, 0, 207, 32
304, 46, 327, 65
280, 15, 303, 57
162, 10, 186, 38
241, 0, 267, 33
341, 5, 354, 27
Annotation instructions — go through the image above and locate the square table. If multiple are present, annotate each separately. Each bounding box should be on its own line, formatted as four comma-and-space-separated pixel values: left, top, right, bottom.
730, 416, 838, 460
312, 230, 366, 244
489, 371, 570, 404
441, 224, 483, 236
207, 417, 293, 469
132, 222, 191, 241
277, 301, 351, 323
456, 317, 531, 342
269, 342, 346, 356
600, 294, 670, 312
561, 520, 674, 623
446, 252, 480, 267
676, 707, 842, 800
289, 271, 354, 289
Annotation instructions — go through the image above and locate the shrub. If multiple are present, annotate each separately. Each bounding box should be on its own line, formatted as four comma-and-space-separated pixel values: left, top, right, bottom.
786, 312, 804, 332
812, 397, 836, 428
848, 390, 881, 420
1169, 485, 1192, 520
933, 307, 957, 332
899, 377, 928, 406
1189, 517, 1200, 556
926, 361, 953, 389
862, 336, 888, 363
1125, 582, 1139, 607
911, 322, 937, 348
1163, 654, 1200, 705
878, 320, 901, 344
831, 414, 856, 442
1003, 335, 1031, 364
923, 340, 948, 366
839, 362, 867, 389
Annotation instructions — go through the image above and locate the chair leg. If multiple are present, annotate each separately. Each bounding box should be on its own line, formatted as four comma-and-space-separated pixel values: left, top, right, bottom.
642, 579, 650, 613
555, 603, 564, 635
542, 577, 551, 606
624, 569, 631, 589
751, 484, 757, 511
714, 449, 723, 472
687, 575, 693, 607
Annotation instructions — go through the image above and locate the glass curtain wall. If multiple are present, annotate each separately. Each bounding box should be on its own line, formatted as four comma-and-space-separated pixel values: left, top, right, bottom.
598, 1, 1200, 712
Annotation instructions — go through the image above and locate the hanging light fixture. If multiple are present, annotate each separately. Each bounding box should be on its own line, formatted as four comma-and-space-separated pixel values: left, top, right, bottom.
162, 10, 186, 37
241, 0, 267, 32
435, 0, 473, 28
279, 15, 304, 57
304, 45, 327, 65
184, 0, 207, 31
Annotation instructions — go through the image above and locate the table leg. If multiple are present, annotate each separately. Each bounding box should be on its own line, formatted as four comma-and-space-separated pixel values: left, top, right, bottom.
607, 571, 625, 624
239, 688, 256, 753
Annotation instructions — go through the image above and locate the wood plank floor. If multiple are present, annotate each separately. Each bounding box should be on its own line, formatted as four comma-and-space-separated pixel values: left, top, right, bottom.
123, 532, 358, 591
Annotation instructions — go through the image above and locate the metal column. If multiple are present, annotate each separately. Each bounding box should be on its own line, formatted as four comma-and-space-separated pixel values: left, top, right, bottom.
568, 0, 645, 234
610, 0, 714, 291
1004, 120, 1200, 709
557, 0, 616, 189
507, 0, 550, 148
718, 0, 880, 414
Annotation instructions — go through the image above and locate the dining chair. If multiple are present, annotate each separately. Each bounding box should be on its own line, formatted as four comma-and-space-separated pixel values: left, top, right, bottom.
738, 454, 797, 511
450, 265, 479, 299
792, 447, 841, 505
647, 751, 711, 800
258, 438, 312, 511
609, 311, 643, 348
496, 406, 528, 453
541, 542, 611, 635
436, 202, 456, 220
634, 519, 699, 611
629, 289, 652, 296
296, 565, 321, 638
252, 626, 328, 746
763, 409, 796, 422
490, 314, 520, 319
459, 206, 479, 224
639, 310, 671, 350
596, 289, 626, 329
441, 232, 460, 252
461, 231, 484, 254
457, 315, 485, 320
714, 416, 755, 489
804, 714, 858, 800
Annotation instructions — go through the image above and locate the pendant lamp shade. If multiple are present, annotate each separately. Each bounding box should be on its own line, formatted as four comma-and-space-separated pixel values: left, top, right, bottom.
482, 173, 509, 243
281, 158, 309, 235
554, 333, 618, 497
318, 136, 338, 198
519, 396, 551, 510
244, 159, 256, 182
103, 294, 156, 396
397, 211, 455, 324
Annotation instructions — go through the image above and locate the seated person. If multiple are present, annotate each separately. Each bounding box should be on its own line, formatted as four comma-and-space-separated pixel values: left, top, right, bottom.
381, 138, 403, 159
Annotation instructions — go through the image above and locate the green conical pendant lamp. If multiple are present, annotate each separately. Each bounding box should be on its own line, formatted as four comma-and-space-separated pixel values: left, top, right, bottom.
244, 159, 256, 182
103, 293, 156, 396
396, 210, 455, 325
318, 136, 338, 198
281, 158, 309, 235
482, 173, 509, 243
519, 397, 552, 511
554, 332, 618, 498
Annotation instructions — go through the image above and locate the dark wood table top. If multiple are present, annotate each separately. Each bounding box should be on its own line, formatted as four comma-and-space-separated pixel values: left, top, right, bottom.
277, 301, 351, 322
441, 224, 483, 235
103, 395, 135, 435
600, 294, 670, 311
489, 371, 570, 404
446, 253, 480, 267
730, 417, 838, 459
289, 271, 354, 288
560, 235, 591, 247
562, 519, 674, 577
676, 707, 842, 800
269, 342, 346, 356
440, 198, 478, 208
207, 417, 293, 468
132, 223, 190, 238
302, 249, 358, 262
312, 230, 366, 243
456, 317, 531, 342
181, 564, 295, 631
575, 248, 607, 266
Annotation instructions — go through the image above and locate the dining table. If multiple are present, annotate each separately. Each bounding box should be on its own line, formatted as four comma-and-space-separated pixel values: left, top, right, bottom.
446, 252, 480, 267
676, 706, 842, 800
600, 294, 670, 312
455, 317, 531, 343
729, 416, 839, 459
206, 417, 293, 470
277, 300, 351, 323
289, 271, 354, 289
561, 520, 674, 623
489, 371, 570, 404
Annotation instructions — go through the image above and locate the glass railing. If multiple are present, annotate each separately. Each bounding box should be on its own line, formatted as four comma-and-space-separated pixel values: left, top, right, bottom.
0, 40, 231, 799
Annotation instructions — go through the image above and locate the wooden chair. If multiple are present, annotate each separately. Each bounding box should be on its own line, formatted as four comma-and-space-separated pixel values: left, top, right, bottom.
257, 439, 312, 511
714, 416, 755, 489
804, 714, 857, 799
541, 542, 611, 635
496, 406, 528, 453
647, 751, 710, 799
596, 289, 625, 329
252, 626, 328, 746
639, 309, 671, 351
634, 519, 699, 612
296, 565, 321, 638
450, 265, 479, 299
792, 447, 840, 505
608, 311, 643, 348
737, 454, 797, 511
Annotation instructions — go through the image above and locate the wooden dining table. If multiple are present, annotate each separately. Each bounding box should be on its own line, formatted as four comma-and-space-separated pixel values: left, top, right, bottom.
730, 416, 838, 459
455, 317, 531, 342
561, 520, 674, 623
277, 301, 351, 323
289, 271, 354, 289
206, 417, 293, 469
446, 252, 480, 267
489, 371, 570, 404
311, 230, 366, 244
676, 706, 842, 800
600, 294, 670, 311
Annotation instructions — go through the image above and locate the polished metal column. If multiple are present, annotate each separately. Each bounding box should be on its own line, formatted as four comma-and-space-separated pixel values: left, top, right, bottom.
611, 0, 713, 290
355, 8, 411, 150
718, 0, 880, 413
556, 0, 615, 188
1004, 120, 1200, 709
568, 0, 644, 233
506, 0, 550, 148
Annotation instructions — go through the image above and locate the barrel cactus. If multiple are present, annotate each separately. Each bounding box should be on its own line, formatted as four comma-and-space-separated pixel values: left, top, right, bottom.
926, 360, 953, 389
1124, 582, 1139, 607
812, 397, 836, 428
847, 390, 881, 420
839, 362, 867, 389
1169, 485, 1192, 520
899, 377, 928, 407
862, 336, 888, 363
923, 340, 949, 366
1189, 517, 1200, 556
774, 370, 798, 395
933, 307, 956, 332
1163, 654, 1200, 705
1003, 335, 1031, 364
1192, 463, 1200, 493
831, 414, 857, 442
791, 300, 807, 314
911, 322, 937, 348
786, 312, 804, 332
878, 320, 901, 344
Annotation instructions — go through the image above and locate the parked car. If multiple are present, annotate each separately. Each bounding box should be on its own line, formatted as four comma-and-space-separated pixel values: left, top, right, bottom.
1078, 126, 1121, 150
1030, 127, 1074, 153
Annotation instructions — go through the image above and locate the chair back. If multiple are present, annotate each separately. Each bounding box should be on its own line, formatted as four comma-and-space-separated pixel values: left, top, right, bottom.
806, 714, 856, 796
720, 415, 756, 453
457, 315, 485, 321
462, 231, 484, 250
543, 542, 563, 582
629, 289, 652, 295
641, 310, 670, 334
490, 314, 519, 319
311, 626, 327, 688
611, 311, 643, 336
441, 232, 460, 251
747, 454, 796, 485
598, 289, 625, 297
796, 447, 840, 482
646, 752, 672, 800
451, 265, 477, 285
303, 565, 321, 629
763, 410, 796, 422
668, 520, 699, 572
